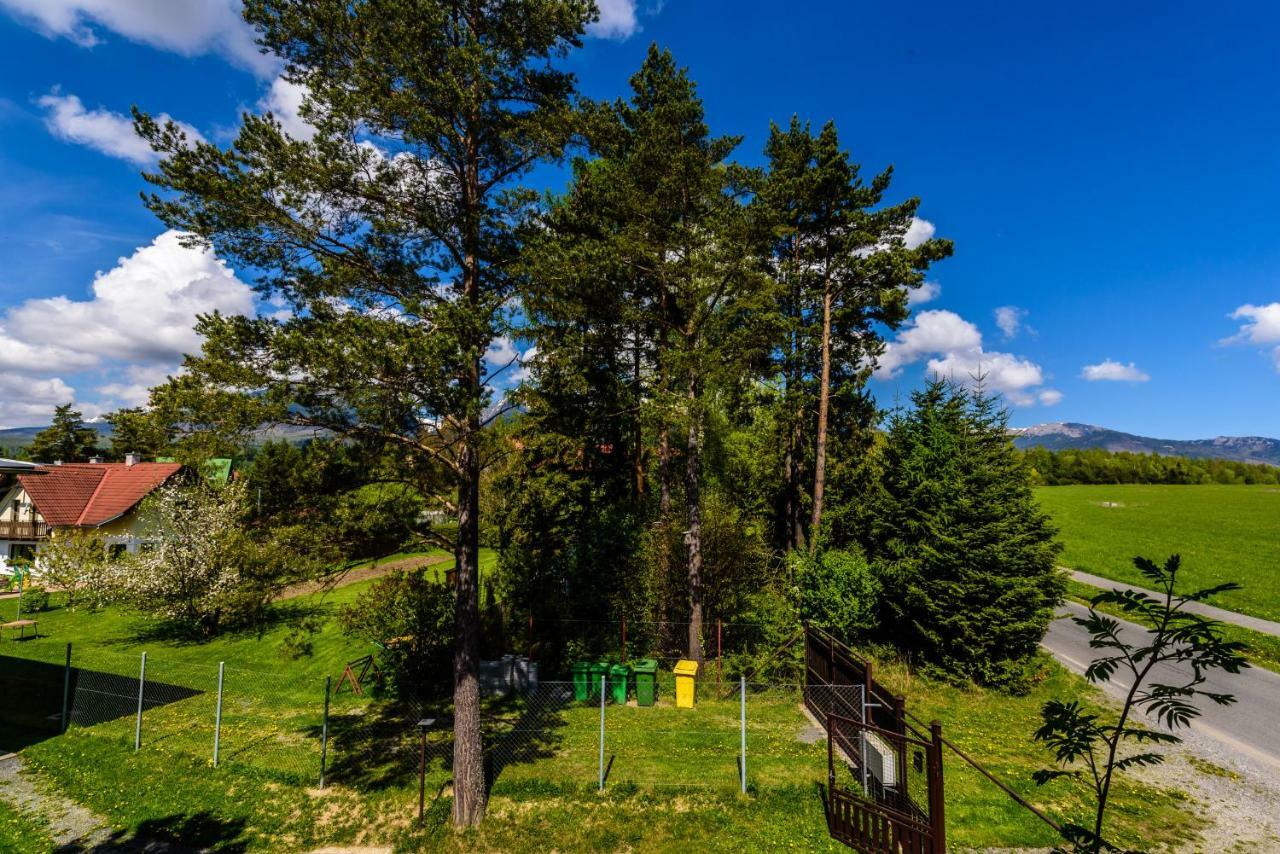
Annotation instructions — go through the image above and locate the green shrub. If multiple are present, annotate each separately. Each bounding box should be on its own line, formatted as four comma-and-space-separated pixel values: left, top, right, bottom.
791, 548, 880, 641
20, 585, 50, 613
339, 570, 454, 698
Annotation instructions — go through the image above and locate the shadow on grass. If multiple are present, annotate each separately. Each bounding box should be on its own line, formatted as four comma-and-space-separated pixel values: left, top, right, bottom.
316, 686, 579, 796
124, 600, 330, 647
54, 811, 247, 853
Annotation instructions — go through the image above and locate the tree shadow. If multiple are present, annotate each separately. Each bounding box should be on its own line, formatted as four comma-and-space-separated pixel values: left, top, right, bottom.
313, 686, 578, 795
54, 811, 247, 853
124, 601, 329, 647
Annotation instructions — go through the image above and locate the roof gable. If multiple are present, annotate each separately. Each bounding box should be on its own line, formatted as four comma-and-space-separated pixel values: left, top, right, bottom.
18, 463, 182, 527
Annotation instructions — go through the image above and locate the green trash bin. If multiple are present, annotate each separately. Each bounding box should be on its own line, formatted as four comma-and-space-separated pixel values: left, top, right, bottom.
632, 658, 658, 706
571, 661, 591, 702
609, 663, 631, 704
588, 661, 609, 699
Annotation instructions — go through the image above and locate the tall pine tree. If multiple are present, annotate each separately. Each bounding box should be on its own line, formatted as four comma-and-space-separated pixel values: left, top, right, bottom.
136, 0, 594, 825
755, 118, 951, 552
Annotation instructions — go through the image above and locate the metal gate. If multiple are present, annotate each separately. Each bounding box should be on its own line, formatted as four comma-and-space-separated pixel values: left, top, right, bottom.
825, 713, 944, 854
804, 625, 946, 854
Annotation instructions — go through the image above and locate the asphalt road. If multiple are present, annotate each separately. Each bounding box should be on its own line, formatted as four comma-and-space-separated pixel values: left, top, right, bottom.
1042, 600, 1280, 772
1070, 569, 1280, 638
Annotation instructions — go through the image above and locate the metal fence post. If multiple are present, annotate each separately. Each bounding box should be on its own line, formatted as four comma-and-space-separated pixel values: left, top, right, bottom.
134, 651, 147, 751
598, 674, 606, 791
60, 642, 72, 734
739, 676, 747, 794
213, 661, 225, 767
319, 676, 331, 788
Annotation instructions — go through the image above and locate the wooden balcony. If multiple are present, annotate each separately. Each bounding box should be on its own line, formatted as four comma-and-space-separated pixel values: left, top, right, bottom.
0, 521, 48, 540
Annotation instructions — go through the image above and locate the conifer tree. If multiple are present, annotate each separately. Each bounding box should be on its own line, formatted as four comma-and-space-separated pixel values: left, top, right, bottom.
525, 46, 772, 660
756, 118, 951, 552
135, 0, 594, 825
28, 404, 101, 463
872, 378, 1064, 690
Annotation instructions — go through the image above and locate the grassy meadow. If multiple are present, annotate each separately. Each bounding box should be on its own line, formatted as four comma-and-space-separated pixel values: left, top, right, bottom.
1036, 484, 1280, 621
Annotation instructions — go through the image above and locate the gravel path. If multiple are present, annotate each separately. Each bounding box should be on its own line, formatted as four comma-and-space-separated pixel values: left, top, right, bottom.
0, 751, 112, 850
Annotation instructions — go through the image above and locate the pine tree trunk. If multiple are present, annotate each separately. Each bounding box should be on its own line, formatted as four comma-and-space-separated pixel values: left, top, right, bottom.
452, 137, 486, 827
632, 329, 645, 502
452, 429, 485, 826
684, 368, 704, 662
809, 284, 833, 554
658, 423, 672, 516
790, 406, 807, 551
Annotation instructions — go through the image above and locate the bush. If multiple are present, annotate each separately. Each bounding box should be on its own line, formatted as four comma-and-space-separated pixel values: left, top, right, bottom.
20, 585, 50, 613
339, 570, 454, 699
791, 547, 880, 641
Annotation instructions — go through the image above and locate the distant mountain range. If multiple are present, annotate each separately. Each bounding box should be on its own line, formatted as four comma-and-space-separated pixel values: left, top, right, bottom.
1012, 422, 1280, 466
0, 421, 323, 454
0, 423, 113, 451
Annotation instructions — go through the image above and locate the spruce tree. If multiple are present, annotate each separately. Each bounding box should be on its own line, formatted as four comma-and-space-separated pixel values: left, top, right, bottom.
872, 378, 1064, 690
135, 0, 594, 825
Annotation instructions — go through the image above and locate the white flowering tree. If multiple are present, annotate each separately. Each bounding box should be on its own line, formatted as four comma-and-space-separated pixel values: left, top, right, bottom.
34, 528, 116, 610
126, 478, 257, 635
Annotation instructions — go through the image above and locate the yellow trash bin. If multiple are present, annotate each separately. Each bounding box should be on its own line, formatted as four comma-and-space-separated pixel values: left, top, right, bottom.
673, 659, 699, 709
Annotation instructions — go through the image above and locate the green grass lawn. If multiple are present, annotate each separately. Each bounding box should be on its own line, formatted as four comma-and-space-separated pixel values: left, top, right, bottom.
0, 800, 53, 853
1036, 484, 1280, 621
0, 543, 1208, 852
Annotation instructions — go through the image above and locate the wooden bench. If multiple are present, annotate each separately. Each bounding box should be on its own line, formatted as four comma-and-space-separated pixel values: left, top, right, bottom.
0, 619, 37, 641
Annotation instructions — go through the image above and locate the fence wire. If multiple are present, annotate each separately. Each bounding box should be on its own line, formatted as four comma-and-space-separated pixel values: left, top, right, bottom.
0, 641, 864, 802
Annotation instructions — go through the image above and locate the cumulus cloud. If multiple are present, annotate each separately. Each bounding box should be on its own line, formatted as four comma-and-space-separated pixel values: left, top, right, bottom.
903, 217, 935, 250
0, 0, 275, 77
875, 309, 1058, 406
589, 0, 639, 39
994, 305, 1025, 339
0, 230, 254, 426
1080, 359, 1150, 382
1224, 302, 1280, 371
906, 281, 941, 306
38, 90, 203, 165
0, 373, 78, 427
257, 75, 316, 141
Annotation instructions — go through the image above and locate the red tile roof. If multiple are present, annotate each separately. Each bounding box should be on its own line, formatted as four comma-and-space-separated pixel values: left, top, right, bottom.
18, 462, 181, 527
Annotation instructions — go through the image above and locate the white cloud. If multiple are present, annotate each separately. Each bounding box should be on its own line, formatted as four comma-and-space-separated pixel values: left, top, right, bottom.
0, 0, 275, 77
904, 217, 935, 250
1224, 302, 1280, 372
876, 309, 1057, 406
1038, 389, 1064, 406
10, 230, 253, 363
257, 76, 316, 141
37, 90, 203, 165
0, 373, 78, 428
906, 281, 940, 306
589, 0, 639, 39
994, 305, 1025, 339
0, 230, 254, 426
1080, 359, 1150, 382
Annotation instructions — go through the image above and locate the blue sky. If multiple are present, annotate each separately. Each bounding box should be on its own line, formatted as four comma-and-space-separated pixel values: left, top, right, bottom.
1, 1, 1278, 438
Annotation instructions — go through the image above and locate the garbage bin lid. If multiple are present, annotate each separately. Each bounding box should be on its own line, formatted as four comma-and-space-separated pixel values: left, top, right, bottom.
609, 663, 631, 674
673, 659, 699, 676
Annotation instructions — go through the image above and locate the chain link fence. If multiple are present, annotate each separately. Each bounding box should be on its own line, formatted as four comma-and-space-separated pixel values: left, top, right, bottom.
0, 640, 861, 804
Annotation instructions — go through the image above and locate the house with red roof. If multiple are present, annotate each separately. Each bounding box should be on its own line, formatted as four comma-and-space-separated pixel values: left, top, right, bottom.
0, 455, 182, 566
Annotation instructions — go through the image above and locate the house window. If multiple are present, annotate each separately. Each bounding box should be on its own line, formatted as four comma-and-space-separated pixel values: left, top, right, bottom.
8, 543, 35, 562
